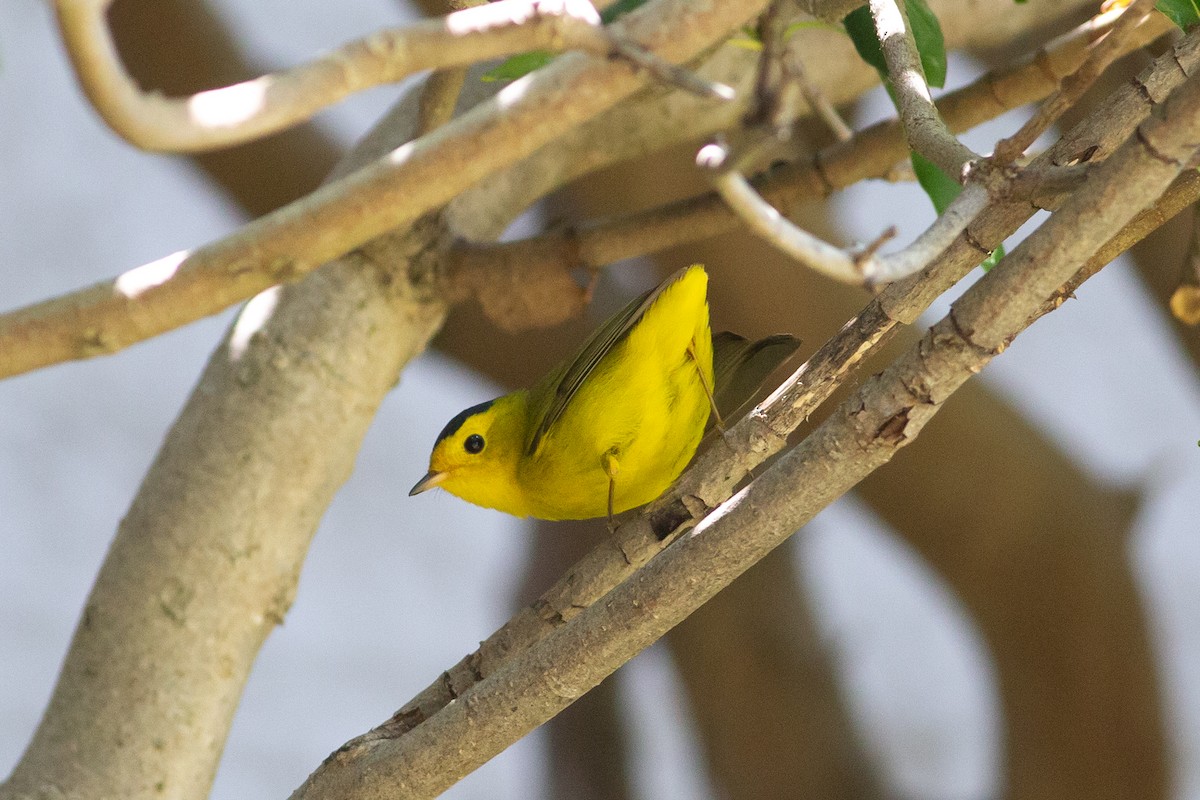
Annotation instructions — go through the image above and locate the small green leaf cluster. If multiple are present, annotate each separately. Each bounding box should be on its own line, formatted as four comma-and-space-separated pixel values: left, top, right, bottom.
844, 1, 1002, 269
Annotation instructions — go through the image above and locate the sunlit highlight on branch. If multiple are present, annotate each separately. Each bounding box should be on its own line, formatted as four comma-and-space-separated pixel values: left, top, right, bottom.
228, 286, 282, 360
113, 250, 188, 299
187, 80, 270, 129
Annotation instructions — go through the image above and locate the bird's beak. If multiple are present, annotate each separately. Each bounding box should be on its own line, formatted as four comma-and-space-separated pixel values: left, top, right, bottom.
409, 470, 448, 496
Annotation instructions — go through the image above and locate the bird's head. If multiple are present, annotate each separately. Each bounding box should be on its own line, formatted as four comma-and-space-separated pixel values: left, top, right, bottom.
409, 395, 529, 515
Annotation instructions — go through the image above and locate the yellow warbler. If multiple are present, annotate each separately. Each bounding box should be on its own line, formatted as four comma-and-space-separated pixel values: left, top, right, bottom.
410, 265, 797, 521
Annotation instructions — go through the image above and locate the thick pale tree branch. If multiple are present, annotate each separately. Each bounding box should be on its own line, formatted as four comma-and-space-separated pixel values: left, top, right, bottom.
54, 0, 726, 152
0, 121, 452, 800
0, 0, 764, 381
291, 67, 1200, 799
349, 28, 1200, 756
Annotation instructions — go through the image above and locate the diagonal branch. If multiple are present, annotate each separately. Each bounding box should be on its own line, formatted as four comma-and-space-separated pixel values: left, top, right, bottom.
54, 0, 728, 153
289, 66, 1200, 800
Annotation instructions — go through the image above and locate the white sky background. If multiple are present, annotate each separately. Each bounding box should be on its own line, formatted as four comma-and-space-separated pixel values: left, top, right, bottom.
1, 1, 1198, 799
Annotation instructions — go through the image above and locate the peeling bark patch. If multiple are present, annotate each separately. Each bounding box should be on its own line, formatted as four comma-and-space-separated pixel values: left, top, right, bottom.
962, 226, 992, 257
1061, 144, 1099, 167
647, 499, 693, 541
533, 597, 566, 625
158, 579, 193, 626
1133, 76, 1155, 108
875, 408, 912, 445
441, 671, 459, 700
393, 707, 426, 732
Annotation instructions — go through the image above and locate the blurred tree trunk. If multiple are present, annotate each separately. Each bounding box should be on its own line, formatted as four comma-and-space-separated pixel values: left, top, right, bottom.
856, 379, 1163, 800
666, 543, 885, 800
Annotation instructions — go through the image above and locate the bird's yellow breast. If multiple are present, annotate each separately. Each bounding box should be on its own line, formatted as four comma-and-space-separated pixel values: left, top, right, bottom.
516, 268, 713, 519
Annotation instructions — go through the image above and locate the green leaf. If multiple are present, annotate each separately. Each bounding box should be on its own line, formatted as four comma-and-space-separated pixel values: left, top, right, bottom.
843, 2, 946, 87
843, 6, 887, 74
905, 0, 947, 88
911, 152, 1002, 270
910, 151, 959, 213
600, 0, 649, 23
1157, 0, 1200, 30
481, 50, 554, 82
980, 243, 1006, 272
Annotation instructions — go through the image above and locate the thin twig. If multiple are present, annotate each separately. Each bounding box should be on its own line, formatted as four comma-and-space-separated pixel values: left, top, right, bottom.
701, 141, 863, 282
746, 0, 792, 132
53, 0, 729, 153
991, 0, 1160, 165
786, 46, 853, 141
702, 138, 995, 286
869, 0, 978, 180
601, 31, 736, 100
747, 1, 853, 141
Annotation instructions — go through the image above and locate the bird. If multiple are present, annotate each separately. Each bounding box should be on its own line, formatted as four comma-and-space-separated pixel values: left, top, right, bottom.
409, 265, 798, 522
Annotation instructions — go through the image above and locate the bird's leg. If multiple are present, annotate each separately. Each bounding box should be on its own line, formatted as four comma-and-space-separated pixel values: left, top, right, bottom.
602, 447, 620, 531
687, 339, 724, 431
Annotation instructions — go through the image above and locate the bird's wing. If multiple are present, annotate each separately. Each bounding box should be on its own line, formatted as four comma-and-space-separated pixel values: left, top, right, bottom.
710, 331, 801, 425
525, 267, 690, 457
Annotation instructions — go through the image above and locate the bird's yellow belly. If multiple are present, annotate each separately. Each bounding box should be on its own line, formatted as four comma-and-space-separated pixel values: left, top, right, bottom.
517, 346, 710, 520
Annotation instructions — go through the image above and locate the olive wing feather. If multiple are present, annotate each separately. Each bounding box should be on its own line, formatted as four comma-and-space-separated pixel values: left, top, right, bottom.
710, 331, 801, 424
525, 268, 690, 456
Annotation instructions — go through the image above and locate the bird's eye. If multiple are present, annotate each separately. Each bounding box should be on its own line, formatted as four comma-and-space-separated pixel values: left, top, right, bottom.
464, 434, 485, 454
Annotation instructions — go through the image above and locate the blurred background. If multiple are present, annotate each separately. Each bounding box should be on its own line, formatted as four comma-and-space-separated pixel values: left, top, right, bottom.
1, 1, 1198, 799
